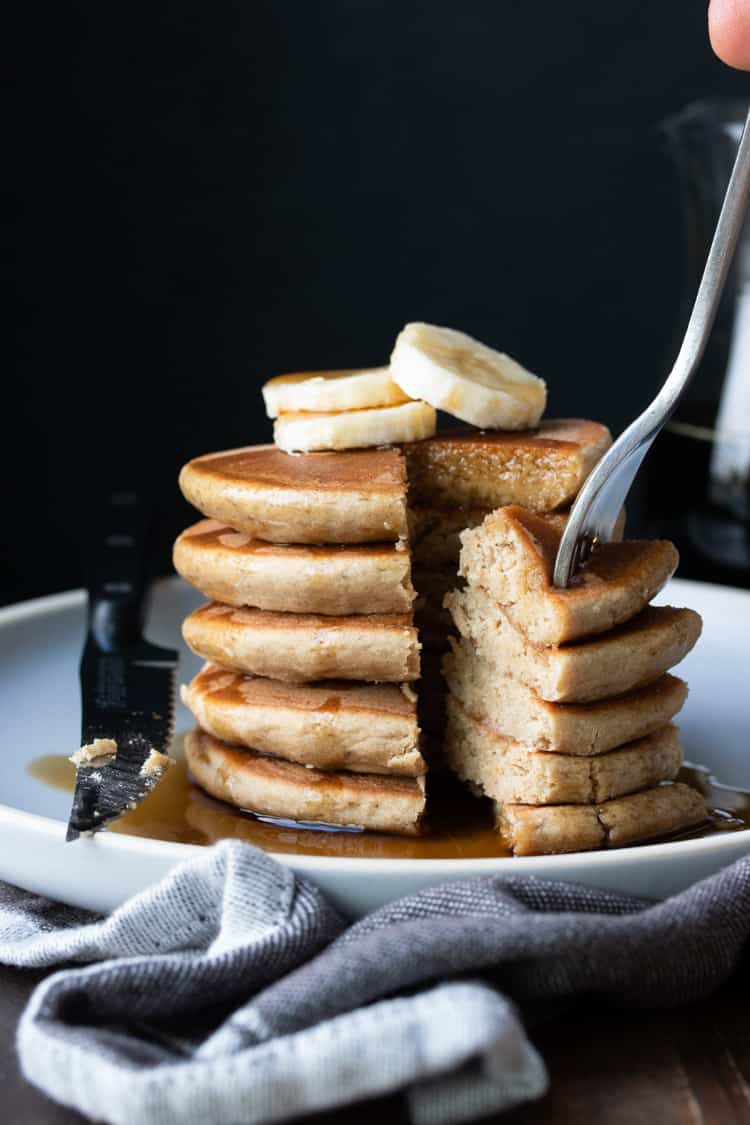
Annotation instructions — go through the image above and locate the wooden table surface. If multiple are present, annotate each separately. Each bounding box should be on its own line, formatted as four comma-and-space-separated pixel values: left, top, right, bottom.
2, 957, 748, 1125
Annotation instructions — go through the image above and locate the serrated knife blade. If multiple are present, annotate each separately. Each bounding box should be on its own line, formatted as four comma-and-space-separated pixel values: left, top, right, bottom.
66, 492, 178, 841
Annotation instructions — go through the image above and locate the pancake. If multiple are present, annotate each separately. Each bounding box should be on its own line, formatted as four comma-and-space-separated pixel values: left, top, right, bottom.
173, 519, 415, 615
459, 506, 678, 645
445, 588, 702, 702
403, 419, 612, 510
496, 782, 707, 855
444, 694, 682, 805
183, 603, 420, 682
185, 728, 427, 835
179, 445, 408, 544
411, 505, 626, 579
443, 639, 688, 754
182, 664, 425, 775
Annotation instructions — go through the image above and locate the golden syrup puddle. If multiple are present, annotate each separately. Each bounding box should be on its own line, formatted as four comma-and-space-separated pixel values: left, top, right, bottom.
25, 736, 750, 860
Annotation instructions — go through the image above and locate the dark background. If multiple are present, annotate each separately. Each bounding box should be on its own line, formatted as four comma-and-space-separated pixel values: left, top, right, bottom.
9, 0, 749, 604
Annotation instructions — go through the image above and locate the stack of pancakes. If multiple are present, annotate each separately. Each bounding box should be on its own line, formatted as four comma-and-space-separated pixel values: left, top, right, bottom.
173, 445, 427, 834
171, 421, 620, 836
443, 506, 708, 854
405, 420, 613, 748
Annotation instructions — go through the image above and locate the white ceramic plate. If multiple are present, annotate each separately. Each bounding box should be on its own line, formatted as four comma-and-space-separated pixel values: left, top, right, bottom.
0, 577, 748, 918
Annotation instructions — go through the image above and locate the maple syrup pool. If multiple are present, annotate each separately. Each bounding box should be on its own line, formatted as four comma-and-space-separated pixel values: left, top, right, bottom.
25, 734, 750, 860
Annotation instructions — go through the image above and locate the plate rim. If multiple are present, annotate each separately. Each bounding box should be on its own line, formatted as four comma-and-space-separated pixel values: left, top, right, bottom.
0, 795, 748, 876
2, 578, 749, 875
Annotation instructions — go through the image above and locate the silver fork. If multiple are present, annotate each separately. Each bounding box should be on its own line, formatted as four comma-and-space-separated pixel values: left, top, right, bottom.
553, 108, 750, 588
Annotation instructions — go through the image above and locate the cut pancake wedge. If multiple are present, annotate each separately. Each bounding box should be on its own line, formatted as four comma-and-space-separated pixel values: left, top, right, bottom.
179, 445, 408, 544
445, 696, 683, 805
173, 520, 415, 615
185, 729, 427, 835
496, 782, 707, 855
411, 504, 625, 577
183, 603, 419, 682
443, 639, 688, 754
445, 589, 702, 702
182, 664, 424, 775
459, 506, 677, 644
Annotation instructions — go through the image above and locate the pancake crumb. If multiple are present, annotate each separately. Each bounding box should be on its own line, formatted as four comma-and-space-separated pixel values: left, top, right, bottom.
70, 738, 118, 766
141, 750, 172, 777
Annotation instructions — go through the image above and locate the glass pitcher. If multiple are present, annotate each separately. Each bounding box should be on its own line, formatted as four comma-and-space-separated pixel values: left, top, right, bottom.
644, 98, 750, 586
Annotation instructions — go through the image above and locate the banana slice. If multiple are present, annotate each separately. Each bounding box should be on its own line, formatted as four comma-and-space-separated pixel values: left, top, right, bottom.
274, 401, 436, 452
263, 367, 411, 418
390, 322, 547, 430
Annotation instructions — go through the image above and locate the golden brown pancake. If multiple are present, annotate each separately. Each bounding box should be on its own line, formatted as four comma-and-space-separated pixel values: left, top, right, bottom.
496, 782, 707, 855
410, 504, 625, 578
179, 445, 408, 544
403, 419, 612, 510
173, 519, 415, 615
445, 589, 702, 702
182, 663, 424, 775
459, 506, 678, 645
183, 602, 419, 682
444, 694, 682, 805
443, 638, 688, 754
185, 728, 427, 835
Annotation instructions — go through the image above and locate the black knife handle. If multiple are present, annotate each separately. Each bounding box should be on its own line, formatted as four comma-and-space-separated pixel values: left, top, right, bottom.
86, 491, 151, 651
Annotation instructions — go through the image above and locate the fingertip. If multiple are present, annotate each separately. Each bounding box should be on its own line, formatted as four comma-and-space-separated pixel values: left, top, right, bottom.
709, 0, 750, 70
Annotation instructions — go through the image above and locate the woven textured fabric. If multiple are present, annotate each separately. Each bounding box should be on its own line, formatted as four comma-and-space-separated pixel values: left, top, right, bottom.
1, 841, 748, 1125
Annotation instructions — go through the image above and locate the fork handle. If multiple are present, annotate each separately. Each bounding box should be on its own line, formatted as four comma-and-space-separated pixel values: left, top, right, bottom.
86, 492, 151, 651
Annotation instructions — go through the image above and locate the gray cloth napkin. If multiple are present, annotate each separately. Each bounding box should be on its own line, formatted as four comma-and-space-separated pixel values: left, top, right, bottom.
0, 842, 748, 1125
